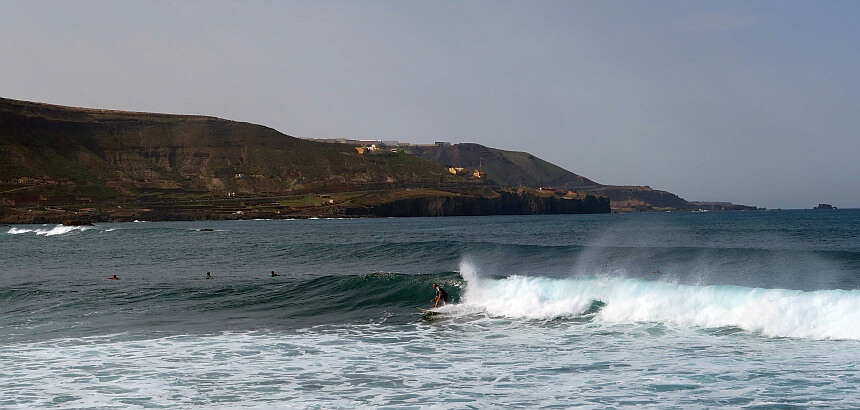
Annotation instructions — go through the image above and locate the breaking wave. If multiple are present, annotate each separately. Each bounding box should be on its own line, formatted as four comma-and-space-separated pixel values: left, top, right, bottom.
6, 225, 95, 236
458, 260, 860, 340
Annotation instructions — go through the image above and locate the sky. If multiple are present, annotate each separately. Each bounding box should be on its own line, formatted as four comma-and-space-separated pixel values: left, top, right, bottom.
1, 1, 858, 209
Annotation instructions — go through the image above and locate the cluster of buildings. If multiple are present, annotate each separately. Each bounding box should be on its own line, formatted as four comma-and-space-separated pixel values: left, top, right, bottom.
306, 138, 455, 157
306, 137, 454, 155
304, 137, 486, 179
354, 145, 397, 155
306, 137, 452, 148
447, 167, 485, 179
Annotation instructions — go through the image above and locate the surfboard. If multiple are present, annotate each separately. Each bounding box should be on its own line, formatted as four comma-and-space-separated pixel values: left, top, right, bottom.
417, 307, 440, 316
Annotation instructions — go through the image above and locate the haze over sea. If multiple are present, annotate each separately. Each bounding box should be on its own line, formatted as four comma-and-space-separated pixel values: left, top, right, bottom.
2, 210, 858, 408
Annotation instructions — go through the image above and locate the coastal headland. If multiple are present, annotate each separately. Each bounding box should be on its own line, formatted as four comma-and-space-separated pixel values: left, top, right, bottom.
1, 98, 614, 223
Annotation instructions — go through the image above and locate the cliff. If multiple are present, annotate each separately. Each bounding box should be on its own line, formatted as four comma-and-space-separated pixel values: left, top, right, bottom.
343, 188, 610, 217
582, 186, 689, 212
0, 98, 610, 222
0, 97, 755, 218
403, 143, 703, 212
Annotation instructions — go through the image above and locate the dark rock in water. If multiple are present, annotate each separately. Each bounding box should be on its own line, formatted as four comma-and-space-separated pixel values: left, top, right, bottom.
813, 204, 836, 210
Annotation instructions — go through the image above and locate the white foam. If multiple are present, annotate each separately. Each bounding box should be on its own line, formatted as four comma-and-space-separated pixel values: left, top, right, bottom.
6, 225, 94, 236
2, 324, 856, 408
458, 259, 860, 340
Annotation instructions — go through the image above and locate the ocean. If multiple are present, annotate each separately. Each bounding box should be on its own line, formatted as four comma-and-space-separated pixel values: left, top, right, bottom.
1, 210, 858, 408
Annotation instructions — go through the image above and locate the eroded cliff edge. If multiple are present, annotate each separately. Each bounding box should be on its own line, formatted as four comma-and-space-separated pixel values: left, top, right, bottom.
344, 189, 609, 217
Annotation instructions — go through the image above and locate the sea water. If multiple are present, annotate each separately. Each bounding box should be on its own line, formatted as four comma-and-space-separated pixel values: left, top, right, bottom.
1, 210, 858, 408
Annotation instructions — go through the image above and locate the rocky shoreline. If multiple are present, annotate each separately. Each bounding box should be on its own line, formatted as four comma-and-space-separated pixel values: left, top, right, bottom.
0, 188, 611, 224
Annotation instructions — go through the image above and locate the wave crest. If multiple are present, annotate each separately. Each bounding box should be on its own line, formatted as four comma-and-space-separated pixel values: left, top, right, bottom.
7, 225, 94, 236
458, 260, 860, 340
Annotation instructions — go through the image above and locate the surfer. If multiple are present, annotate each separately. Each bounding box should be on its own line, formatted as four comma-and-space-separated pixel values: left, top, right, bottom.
271, 271, 280, 277
108, 275, 119, 280
206, 272, 212, 279
431, 283, 448, 308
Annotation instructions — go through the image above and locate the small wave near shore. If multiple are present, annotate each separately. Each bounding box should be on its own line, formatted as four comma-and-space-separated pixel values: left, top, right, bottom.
6, 224, 95, 236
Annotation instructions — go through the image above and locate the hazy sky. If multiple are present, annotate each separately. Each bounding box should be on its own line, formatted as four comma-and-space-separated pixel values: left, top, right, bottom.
2, 1, 858, 209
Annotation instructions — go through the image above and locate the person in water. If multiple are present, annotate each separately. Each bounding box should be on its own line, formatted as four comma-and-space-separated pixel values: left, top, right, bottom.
431, 283, 448, 308
108, 275, 119, 280
206, 272, 212, 279
271, 271, 280, 277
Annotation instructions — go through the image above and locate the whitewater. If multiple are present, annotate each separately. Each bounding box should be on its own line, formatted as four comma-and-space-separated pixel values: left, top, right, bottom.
457, 261, 859, 340
1, 211, 859, 407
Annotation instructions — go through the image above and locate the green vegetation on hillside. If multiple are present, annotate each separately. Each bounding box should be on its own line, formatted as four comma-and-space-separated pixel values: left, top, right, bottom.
0, 97, 460, 203
3, 97, 753, 219
1, 97, 613, 222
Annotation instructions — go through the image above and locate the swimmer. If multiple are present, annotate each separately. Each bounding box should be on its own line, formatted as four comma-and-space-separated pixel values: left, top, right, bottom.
271, 271, 280, 277
206, 272, 212, 279
108, 275, 119, 280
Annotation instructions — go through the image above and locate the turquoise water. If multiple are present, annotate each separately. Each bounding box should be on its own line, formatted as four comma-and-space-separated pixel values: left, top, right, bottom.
1, 211, 859, 407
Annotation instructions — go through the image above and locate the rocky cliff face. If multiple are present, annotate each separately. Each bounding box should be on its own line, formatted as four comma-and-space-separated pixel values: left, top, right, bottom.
404, 143, 701, 212
580, 186, 689, 212
344, 189, 610, 217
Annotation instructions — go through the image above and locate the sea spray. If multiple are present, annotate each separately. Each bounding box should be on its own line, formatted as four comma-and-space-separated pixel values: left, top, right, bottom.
6, 225, 94, 236
459, 258, 594, 319
458, 259, 860, 340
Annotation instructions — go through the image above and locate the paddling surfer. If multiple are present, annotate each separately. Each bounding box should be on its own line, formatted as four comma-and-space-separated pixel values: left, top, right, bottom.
431, 283, 448, 308
108, 275, 119, 280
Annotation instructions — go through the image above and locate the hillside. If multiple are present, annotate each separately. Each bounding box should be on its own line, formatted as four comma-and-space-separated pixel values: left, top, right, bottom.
401, 143, 732, 212
0, 97, 755, 219
0, 97, 460, 200
0, 98, 610, 222
404, 143, 601, 189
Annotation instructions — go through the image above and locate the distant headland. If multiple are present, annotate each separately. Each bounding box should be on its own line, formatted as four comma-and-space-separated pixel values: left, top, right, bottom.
0, 97, 756, 223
